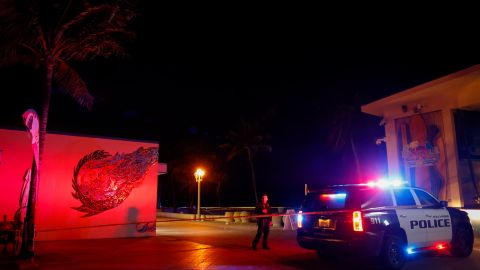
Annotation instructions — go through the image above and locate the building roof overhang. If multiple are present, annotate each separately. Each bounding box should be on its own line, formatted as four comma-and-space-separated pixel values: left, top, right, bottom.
362, 65, 480, 117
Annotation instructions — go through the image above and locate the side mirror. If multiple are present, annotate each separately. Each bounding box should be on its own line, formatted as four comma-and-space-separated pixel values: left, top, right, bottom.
440, 201, 448, 207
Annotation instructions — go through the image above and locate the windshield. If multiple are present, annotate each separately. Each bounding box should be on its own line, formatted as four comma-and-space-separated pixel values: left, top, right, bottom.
303, 192, 346, 210
302, 187, 382, 211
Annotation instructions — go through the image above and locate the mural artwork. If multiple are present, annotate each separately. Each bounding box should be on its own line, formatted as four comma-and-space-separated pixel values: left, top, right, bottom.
20, 109, 40, 257
397, 112, 447, 199
71, 147, 158, 217
14, 169, 31, 227
22, 110, 40, 167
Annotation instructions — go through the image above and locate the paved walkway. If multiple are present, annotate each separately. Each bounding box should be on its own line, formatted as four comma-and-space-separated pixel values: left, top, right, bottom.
1, 218, 480, 270
0, 219, 304, 270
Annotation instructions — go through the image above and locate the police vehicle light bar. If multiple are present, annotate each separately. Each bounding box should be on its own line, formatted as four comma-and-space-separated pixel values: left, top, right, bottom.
321, 193, 347, 199
365, 178, 407, 188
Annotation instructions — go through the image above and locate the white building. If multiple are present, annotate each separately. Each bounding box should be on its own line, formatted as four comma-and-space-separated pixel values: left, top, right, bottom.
362, 65, 480, 208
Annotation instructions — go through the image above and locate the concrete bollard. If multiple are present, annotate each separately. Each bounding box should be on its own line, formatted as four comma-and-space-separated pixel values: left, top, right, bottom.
233, 211, 242, 223
240, 211, 250, 223
282, 209, 297, 230
272, 215, 282, 228
224, 211, 234, 224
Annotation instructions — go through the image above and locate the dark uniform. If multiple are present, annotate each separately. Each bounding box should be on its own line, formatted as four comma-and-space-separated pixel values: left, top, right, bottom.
252, 200, 272, 250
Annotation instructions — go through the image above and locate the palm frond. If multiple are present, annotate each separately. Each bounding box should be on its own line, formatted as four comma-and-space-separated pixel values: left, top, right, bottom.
54, 60, 94, 110
54, 5, 113, 44
0, 1, 43, 65
0, 1, 35, 40
55, 4, 136, 45
258, 145, 272, 153
0, 42, 38, 67
59, 29, 135, 61
226, 146, 244, 161
221, 119, 272, 162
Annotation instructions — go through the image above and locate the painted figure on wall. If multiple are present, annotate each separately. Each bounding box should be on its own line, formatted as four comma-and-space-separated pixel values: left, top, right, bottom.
22, 110, 40, 167
20, 109, 40, 226
71, 147, 158, 217
427, 125, 447, 199
14, 169, 31, 227
398, 112, 447, 199
20, 109, 40, 258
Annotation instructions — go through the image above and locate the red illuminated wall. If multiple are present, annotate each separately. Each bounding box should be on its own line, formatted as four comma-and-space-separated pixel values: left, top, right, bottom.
0, 129, 158, 240
0, 129, 32, 223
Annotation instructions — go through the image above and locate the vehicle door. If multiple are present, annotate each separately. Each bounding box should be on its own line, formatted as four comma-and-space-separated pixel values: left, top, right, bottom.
393, 188, 429, 248
412, 188, 452, 246
361, 189, 396, 230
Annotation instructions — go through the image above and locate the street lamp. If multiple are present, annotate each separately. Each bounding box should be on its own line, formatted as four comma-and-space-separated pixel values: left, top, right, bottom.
194, 168, 205, 221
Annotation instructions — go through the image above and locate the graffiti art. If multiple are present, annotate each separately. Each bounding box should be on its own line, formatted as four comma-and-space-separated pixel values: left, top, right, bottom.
71, 147, 158, 217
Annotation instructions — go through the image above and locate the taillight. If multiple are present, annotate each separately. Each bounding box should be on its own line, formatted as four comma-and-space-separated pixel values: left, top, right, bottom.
297, 211, 303, 228
353, 211, 363, 231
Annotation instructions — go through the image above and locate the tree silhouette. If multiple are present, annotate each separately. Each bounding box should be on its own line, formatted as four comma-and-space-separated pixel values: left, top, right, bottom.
327, 92, 363, 182
220, 120, 272, 204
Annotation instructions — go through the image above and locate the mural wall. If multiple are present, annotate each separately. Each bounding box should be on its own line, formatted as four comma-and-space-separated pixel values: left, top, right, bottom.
0, 129, 32, 224
0, 129, 158, 240
395, 111, 448, 200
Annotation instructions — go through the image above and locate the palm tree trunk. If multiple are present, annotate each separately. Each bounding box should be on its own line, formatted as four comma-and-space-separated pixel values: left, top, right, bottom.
40, 60, 53, 160
247, 148, 258, 204
350, 134, 362, 182
21, 60, 53, 259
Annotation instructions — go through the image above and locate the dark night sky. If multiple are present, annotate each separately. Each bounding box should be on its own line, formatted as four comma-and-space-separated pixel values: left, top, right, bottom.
1, 2, 479, 207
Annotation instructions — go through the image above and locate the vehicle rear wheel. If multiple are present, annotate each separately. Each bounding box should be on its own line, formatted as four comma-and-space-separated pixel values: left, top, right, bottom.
380, 235, 406, 270
450, 225, 473, 257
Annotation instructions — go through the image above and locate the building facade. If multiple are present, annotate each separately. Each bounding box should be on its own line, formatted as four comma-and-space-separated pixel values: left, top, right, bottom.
0, 129, 166, 240
362, 65, 480, 208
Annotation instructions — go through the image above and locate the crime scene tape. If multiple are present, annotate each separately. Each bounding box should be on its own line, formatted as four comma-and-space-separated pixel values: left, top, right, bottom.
35, 210, 344, 233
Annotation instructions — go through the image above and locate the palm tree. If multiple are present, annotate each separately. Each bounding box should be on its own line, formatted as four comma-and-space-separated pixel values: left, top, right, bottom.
220, 120, 272, 204
0, 0, 136, 258
327, 92, 363, 182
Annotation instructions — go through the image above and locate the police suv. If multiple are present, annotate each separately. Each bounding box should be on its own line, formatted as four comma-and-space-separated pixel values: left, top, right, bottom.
296, 181, 474, 269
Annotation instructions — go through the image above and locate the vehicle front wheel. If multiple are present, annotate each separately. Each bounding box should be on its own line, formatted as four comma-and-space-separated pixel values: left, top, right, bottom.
380, 235, 406, 270
450, 225, 474, 257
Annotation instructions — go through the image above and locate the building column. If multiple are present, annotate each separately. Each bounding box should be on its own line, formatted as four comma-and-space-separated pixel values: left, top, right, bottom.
385, 120, 401, 178
442, 109, 462, 207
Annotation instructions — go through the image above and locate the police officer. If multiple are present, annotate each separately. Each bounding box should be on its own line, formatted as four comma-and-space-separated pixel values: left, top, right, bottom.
252, 194, 272, 250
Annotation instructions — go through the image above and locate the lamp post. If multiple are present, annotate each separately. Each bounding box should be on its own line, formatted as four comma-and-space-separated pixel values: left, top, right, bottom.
194, 168, 205, 221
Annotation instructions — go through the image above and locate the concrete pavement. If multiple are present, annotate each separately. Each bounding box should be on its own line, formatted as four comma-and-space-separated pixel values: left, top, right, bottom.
1, 217, 480, 270
1, 218, 301, 270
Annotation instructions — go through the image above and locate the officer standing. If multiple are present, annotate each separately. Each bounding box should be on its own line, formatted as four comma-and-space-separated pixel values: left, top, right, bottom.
252, 194, 272, 250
